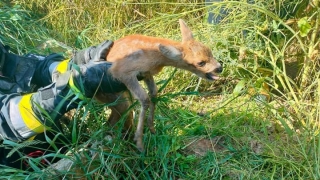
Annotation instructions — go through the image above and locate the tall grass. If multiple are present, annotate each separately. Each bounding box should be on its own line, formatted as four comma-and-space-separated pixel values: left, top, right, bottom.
0, 4, 50, 54
1, 0, 320, 179
13, 0, 207, 48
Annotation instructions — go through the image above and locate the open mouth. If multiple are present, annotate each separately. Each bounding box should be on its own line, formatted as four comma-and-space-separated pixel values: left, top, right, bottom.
205, 73, 219, 80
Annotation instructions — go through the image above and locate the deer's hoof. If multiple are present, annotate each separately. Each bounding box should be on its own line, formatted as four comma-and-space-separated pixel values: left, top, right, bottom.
136, 140, 144, 152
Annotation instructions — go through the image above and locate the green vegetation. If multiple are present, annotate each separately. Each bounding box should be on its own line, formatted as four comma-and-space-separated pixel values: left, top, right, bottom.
1, 0, 320, 179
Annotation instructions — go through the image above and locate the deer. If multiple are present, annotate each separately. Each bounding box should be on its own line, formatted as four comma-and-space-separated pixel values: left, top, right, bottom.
94, 19, 223, 152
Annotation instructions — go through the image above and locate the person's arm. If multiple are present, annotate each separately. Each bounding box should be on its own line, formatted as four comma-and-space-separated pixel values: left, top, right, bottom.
0, 40, 128, 142
31, 40, 114, 89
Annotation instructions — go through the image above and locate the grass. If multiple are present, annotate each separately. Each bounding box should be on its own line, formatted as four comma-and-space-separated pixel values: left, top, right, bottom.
1, 0, 320, 179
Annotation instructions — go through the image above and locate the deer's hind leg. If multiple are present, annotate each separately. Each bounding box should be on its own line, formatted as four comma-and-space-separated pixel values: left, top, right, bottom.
95, 92, 134, 136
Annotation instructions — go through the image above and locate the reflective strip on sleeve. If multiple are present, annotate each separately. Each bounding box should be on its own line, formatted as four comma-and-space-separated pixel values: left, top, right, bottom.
48, 61, 60, 76
49, 59, 70, 82
68, 75, 86, 100
50, 59, 87, 100
56, 59, 70, 73
9, 94, 46, 139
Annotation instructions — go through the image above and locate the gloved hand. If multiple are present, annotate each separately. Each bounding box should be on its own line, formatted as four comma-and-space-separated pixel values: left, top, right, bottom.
70, 40, 127, 98
26, 60, 127, 138
70, 61, 127, 98
73, 40, 114, 64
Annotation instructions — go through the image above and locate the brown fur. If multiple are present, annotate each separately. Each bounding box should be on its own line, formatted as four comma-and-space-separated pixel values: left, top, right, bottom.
95, 19, 222, 151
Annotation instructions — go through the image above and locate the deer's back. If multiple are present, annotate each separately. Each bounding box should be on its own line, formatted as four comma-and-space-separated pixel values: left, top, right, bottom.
106, 34, 179, 62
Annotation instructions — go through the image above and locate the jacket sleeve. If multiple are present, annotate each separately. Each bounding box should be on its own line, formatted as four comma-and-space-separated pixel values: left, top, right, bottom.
31, 53, 66, 89
0, 80, 78, 142
0, 93, 30, 141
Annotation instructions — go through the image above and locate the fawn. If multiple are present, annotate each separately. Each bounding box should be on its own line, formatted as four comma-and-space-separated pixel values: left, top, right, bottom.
95, 19, 222, 151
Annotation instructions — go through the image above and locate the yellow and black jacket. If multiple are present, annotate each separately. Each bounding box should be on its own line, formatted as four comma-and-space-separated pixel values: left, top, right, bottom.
0, 55, 74, 142
0, 40, 128, 169
0, 53, 72, 169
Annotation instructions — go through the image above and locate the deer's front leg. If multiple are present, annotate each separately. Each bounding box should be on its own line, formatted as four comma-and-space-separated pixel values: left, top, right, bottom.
122, 76, 149, 152
144, 74, 157, 134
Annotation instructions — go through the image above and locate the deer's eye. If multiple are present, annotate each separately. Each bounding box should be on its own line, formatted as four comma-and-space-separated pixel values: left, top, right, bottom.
198, 61, 206, 67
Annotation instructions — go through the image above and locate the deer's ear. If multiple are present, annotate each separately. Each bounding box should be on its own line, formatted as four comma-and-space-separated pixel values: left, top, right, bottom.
179, 19, 193, 42
159, 44, 182, 61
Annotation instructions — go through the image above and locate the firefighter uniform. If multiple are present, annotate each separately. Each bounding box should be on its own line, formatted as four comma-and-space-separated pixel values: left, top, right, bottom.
0, 40, 127, 169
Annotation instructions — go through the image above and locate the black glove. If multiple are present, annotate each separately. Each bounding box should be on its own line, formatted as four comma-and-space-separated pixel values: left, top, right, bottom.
73, 40, 114, 64
29, 60, 128, 129
30, 40, 126, 126
70, 61, 127, 98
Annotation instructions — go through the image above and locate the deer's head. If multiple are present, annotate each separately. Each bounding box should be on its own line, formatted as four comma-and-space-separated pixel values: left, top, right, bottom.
159, 19, 222, 80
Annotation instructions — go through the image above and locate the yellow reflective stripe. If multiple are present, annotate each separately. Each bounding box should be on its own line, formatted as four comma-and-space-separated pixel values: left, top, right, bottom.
56, 59, 70, 74
56, 59, 86, 100
68, 75, 80, 94
56, 60, 88, 101
28, 136, 36, 141
69, 76, 86, 100
18, 94, 46, 133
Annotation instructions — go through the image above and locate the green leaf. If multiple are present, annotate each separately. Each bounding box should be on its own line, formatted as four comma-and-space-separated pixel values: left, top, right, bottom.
10, 13, 21, 21
297, 17, 311, 37
272, 20, 278, 31
233, 79, 246, 96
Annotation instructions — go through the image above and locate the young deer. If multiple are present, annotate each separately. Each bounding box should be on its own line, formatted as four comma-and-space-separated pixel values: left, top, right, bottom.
95, 19, 222, 151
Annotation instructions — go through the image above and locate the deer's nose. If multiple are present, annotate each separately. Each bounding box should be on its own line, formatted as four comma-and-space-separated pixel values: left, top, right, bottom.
214, 64, 223, 73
